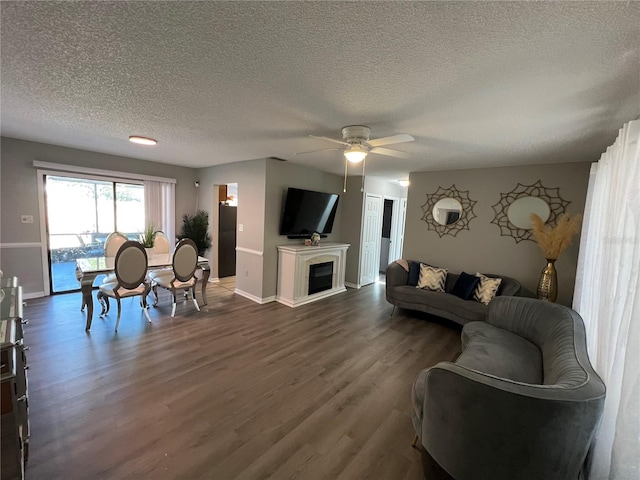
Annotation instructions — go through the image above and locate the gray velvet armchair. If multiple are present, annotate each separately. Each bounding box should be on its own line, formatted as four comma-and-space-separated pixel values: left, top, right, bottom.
412, 296, 606, 480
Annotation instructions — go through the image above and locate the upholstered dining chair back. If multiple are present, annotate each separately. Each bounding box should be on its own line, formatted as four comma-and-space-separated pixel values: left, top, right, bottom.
153, 231, 171, 254
104, 231, 128, 257
114, 241, 148, 289
172, 239, 198, 282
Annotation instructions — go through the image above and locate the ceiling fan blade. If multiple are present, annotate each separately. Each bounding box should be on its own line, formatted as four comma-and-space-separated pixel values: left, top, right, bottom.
309, 135, 350, 146
370, 147, 411, 158
367, 134, 415, 147
295, 147, 342, 155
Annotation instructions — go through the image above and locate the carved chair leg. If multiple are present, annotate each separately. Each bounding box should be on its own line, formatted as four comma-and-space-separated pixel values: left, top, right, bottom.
192, 287, 200, 312
114, 297, 122, 332
171, 292, 177, 318
412, 434, 419, 448
152, 284, 159, 306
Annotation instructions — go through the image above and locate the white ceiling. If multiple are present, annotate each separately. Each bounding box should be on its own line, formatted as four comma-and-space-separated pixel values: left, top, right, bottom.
1, 1, 639, 181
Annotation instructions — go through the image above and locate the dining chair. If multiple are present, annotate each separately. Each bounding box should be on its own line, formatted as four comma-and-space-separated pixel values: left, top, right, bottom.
147, 231, 173, 284
97, 241, 152, 331
151, 238, 201, 317
79, 231, 128, 311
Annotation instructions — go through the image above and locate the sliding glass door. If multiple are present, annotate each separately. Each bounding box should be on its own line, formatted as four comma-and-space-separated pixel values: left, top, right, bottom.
45, 175, 145, 293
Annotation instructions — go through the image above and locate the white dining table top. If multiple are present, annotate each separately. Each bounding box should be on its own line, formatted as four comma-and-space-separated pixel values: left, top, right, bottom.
76, 253, 209, 274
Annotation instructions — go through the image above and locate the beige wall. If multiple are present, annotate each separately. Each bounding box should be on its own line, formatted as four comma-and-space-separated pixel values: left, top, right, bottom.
340, 177, 365, 285
403, 162, 591, 306
196, 159, 267, 300
0, 137, 198, 296
264, 159, 344, 299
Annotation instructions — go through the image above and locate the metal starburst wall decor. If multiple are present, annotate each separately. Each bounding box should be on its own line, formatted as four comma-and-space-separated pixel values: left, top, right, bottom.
490, 180, 570, 243
420, 185, 477, 237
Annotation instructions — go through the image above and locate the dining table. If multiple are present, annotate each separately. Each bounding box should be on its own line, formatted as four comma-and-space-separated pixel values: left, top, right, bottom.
76, 253, 210, 331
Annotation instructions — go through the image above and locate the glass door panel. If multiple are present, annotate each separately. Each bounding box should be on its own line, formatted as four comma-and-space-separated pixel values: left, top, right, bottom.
46, 176, 144, 293
115, 183, 145, 239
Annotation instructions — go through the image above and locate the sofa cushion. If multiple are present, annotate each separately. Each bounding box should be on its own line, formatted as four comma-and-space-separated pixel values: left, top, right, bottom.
391, 286, 489, 322
458, 321, 543, 384
473, 273, 503, 305
451, 272, 481, 300
417, 264, 447, 292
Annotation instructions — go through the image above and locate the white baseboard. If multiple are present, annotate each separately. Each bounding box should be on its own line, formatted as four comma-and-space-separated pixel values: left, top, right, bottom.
276, 286, 347, 308
234, 289, 276, 304
23, 291, 45, 300
345, 282, 361, 289
208, 277, 220, 283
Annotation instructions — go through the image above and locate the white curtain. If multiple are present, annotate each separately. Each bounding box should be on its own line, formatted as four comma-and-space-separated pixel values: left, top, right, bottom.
573, 119, 640, 479
144, 180, 176, 250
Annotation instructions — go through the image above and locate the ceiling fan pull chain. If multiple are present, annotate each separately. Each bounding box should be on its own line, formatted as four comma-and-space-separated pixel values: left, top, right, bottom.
361, 157, 366, 192
343, 157, 348, 192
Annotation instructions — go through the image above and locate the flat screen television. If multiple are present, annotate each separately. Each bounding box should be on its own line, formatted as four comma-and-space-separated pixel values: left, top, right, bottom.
279, 187, 340, 238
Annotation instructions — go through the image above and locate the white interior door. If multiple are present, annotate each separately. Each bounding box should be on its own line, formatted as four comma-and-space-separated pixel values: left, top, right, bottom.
394, 198, 407, 260
360, 193, 382, 286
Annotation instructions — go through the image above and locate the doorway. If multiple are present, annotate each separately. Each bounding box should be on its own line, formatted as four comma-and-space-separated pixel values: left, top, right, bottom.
379, 196, 406, 274
359, 193, 382, 287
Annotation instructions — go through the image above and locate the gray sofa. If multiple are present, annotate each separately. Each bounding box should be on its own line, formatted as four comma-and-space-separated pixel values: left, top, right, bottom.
412, 296, 606, 480
385, 261, 522, 325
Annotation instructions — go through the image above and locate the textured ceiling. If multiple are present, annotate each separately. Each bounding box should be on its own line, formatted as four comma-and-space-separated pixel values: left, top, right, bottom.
1, 1, 639, 181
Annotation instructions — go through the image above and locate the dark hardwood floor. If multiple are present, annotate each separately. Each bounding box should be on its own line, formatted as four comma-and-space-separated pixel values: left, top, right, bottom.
22, 280, 460, 479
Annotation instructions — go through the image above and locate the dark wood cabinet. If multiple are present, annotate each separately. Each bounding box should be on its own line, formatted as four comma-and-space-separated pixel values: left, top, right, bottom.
1, 277, 30, 480
218, 204, 237, 278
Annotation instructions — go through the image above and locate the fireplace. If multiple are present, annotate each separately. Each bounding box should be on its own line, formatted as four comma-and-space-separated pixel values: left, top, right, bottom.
276, 243, 349, 308
308, 261, 333, 295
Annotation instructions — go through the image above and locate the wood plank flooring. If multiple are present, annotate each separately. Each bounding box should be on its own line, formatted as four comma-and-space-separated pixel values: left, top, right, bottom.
21, 279, 461, 479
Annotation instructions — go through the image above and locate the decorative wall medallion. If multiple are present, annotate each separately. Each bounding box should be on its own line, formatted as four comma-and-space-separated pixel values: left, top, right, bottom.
420, 185, 477, 237
491, 180, 570, 243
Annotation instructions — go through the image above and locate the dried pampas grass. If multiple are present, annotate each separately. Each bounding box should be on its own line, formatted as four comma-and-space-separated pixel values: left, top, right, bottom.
530, 213, 582, 260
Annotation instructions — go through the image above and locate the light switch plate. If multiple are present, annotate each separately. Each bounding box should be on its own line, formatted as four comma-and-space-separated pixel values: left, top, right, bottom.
238, 224, 244, 232
21, 215, 34, 224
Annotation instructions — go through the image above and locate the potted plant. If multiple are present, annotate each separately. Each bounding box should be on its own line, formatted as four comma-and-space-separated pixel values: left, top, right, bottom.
139, 224, 158, 256
179, 210, 212, 256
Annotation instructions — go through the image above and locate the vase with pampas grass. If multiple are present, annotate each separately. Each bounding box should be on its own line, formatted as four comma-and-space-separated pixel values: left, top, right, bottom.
530, 213, 582, 302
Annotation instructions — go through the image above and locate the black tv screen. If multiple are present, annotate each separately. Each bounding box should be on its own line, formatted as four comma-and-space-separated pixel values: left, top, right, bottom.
279, 187, 340, 238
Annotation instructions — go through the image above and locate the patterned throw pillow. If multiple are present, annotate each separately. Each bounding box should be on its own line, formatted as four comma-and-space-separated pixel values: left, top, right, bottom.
473, 273, 503, 305
417, 264, 448, 292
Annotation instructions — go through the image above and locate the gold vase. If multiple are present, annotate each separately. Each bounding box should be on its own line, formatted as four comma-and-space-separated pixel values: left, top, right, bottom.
537, 258, 558, 302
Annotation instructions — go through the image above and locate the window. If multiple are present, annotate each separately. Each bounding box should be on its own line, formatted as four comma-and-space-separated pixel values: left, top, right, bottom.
45, 175, 145, 293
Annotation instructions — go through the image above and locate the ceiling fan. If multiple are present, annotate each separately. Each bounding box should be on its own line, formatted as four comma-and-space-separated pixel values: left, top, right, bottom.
297, 125, 414, 163
297, 125, 414, 192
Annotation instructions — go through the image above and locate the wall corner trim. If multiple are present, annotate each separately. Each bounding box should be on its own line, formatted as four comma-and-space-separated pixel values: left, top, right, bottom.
235, 247, 263, 256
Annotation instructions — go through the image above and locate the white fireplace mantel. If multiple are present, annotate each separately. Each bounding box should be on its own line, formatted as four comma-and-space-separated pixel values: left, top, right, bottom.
276, 242, 350, 308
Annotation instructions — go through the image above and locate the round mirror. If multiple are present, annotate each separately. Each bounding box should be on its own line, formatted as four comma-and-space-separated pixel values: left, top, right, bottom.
432, 198, 462, 226
507, 196, 551, 229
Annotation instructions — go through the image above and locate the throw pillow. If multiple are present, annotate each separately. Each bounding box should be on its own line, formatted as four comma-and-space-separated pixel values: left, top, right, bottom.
474, 273, 503, 305
407, 261, 421, 286
417, 264, 448, 292
451, 272, 481, 300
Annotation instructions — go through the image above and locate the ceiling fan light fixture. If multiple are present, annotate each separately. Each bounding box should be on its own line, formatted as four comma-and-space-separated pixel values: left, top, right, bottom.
344, 146, 367, 163
129, 135, 157, 146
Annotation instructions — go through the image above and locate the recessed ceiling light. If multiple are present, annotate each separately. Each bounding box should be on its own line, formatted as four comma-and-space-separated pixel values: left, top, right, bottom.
129, 135, 157, 146
398, 179, 410, 187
